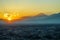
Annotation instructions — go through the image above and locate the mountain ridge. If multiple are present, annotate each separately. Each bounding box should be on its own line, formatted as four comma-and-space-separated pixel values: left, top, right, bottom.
17, 12, 60, 24
0, 13, 60, 25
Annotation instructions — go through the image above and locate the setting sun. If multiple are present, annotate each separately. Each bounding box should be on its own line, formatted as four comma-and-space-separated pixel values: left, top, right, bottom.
4, 13, 12, 21
7, 17, 12, 21
4, 13, 9, 17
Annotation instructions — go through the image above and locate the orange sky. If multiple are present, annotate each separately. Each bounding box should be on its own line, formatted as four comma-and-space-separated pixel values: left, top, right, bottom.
0, 0, 60, 19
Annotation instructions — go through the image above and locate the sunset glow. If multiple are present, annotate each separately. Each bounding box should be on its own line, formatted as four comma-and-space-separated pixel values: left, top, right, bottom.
0, 0, 60, 20
7, 17, 12, 21
4, 13, 8, 18
3, 13, 12, 21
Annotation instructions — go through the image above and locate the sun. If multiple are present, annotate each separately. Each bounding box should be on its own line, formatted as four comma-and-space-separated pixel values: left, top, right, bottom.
4, 13, 9, 18
4, 13, 12, 21
7, 17, 12, 21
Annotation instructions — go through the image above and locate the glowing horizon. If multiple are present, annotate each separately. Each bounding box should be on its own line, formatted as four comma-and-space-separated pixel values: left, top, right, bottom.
0, 0, 60, 19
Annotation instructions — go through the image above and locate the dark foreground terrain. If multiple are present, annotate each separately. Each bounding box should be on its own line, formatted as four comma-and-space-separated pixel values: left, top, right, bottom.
0, 24, 60, 40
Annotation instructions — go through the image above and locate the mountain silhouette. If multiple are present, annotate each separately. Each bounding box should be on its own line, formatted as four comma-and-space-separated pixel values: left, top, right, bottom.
22, 13, 48, 21
0, 13, 60, 25
16, 13, 60, 24
35, 13, 47, 17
